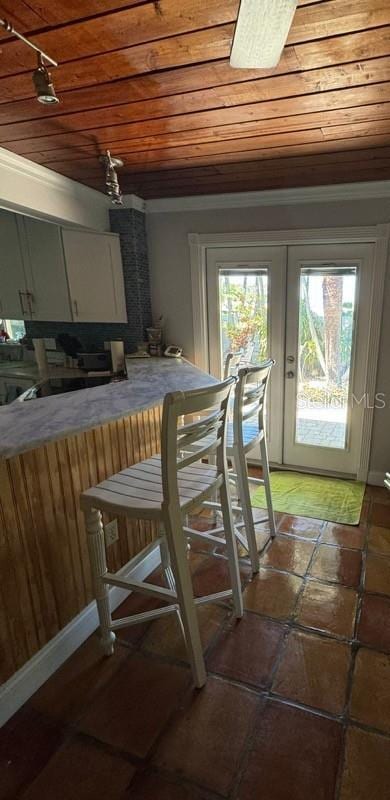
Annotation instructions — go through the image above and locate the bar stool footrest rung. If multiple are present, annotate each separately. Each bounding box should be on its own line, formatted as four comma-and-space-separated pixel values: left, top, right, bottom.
102, 574, 177, 601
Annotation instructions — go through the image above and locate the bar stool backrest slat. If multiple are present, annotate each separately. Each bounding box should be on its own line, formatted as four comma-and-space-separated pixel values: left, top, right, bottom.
161, 377, 235, 505
233, 359, 275, 446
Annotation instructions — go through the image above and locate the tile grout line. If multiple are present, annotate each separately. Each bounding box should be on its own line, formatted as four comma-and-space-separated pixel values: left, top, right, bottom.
334, 491, 371, 800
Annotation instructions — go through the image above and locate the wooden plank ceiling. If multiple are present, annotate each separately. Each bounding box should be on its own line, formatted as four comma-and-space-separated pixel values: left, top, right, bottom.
0, 0, 390, 199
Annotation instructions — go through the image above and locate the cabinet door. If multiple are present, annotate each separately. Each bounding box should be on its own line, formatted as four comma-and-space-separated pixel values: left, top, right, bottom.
62, 229, 127, 322
0, 210, 29, 319
21, 218, 72, 322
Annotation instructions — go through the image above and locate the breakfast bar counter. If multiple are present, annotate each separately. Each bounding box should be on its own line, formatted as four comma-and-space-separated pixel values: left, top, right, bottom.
0, 357, 215, 459
0, 358, 216, 688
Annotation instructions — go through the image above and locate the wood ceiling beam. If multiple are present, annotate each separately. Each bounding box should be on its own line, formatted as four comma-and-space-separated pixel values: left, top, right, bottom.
123, 171, 390, 200
0, 0, 339, 39
119, 153, 390, 191
0, 23, 388, 111
45, 146, 390, 186
0, 57, 388, 145
51, 136, 390, 188
0, 0, 388, 79
0, 2, 47, 32
0, 0, 240, 76
102, 171, 390, 197
24, 103, 390, 166
122, 133, 390, 173
8, 82, 390, 157
0, 1, 150, 34
119, 164, 390, 198
1, 0, 388, 198
110, 146, 390, 187
37, 120, 390, 177
0, 25, 236, 105
39, 130, 326, 177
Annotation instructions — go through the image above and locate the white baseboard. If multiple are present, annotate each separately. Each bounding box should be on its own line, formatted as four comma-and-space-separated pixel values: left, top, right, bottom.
367, 471, 386, 486
0, 543, 160, 727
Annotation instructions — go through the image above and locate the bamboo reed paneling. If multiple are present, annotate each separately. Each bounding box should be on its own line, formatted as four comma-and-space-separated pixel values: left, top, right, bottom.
0, 405, 162, 684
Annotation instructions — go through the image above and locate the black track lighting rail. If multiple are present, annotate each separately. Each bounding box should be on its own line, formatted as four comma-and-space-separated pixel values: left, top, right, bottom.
0, 17, 58, 66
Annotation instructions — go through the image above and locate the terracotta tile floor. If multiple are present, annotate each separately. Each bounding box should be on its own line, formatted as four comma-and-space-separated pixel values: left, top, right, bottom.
3, 483, 390, 799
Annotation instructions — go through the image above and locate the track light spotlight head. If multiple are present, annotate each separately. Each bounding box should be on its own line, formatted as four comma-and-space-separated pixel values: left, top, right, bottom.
32, 54, 59, 105
100, 150, 124, 206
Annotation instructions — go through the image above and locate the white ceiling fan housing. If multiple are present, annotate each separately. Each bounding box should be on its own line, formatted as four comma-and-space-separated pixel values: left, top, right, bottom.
230, 0, 298, 69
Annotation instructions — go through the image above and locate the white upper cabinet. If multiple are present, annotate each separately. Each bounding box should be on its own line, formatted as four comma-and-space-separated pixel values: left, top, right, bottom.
0, 211, 29, 319
0, 211, 127, 323
62, 229, 127, 323
20, 217, 72, 322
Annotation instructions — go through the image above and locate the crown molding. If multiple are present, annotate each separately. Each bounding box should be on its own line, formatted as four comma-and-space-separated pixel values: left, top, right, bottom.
0, 147, 111, 230
145, 181, 390, 213
0, 147, 109, 205
0, 151, 146, 214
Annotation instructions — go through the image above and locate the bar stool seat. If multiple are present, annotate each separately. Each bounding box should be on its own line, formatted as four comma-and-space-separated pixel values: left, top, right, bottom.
82, 456, 219, 518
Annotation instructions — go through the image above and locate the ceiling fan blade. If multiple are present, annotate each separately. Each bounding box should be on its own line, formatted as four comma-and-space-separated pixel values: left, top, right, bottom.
230, 0, 297, 69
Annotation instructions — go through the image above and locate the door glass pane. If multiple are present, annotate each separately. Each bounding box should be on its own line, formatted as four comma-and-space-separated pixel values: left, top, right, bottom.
295, 266, 357, 450
218, 268, 269, 375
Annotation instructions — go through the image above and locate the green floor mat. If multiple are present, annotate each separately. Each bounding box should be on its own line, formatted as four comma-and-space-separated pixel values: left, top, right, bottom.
251, 471, 365, 525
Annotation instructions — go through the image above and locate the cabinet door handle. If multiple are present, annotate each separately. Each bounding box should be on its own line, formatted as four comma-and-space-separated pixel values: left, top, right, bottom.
73, 299, 79, 317
19, 291, 27, 316
26, 292, 35, 315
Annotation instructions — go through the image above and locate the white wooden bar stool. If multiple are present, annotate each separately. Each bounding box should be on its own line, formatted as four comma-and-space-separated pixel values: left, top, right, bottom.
80, 378, 243, 688
201, 360, 276, 574
228, 360, 276, 572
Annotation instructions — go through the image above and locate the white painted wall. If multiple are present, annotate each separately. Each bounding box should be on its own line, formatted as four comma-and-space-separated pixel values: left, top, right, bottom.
146, 194, 390, 478
0, 147, 111, 231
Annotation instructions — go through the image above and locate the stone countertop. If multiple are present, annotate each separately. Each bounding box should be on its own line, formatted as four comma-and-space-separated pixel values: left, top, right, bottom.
0, 358, 217, 459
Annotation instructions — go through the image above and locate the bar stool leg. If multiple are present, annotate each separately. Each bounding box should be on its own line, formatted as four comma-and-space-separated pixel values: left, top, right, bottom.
234, 446, 260, 573
85, 507, 116, 656
219, 478, 244, 619
163, 508, 207, 688
160, 533, 176, 593
260, 436, 276, 538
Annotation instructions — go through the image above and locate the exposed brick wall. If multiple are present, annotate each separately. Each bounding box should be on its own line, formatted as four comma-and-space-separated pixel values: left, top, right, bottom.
25, 208, 152, 353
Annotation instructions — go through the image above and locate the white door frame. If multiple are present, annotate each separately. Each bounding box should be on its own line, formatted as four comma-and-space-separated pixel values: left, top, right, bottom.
189, 225, 389, 482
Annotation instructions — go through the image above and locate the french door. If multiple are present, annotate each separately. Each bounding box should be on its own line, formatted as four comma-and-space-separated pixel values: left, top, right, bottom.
207, 246, 286, 464
206, 242, 376, 477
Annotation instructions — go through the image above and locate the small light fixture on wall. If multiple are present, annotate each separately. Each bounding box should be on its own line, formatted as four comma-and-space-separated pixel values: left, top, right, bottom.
100, 150, 124, 206
0, 17, 59, 104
